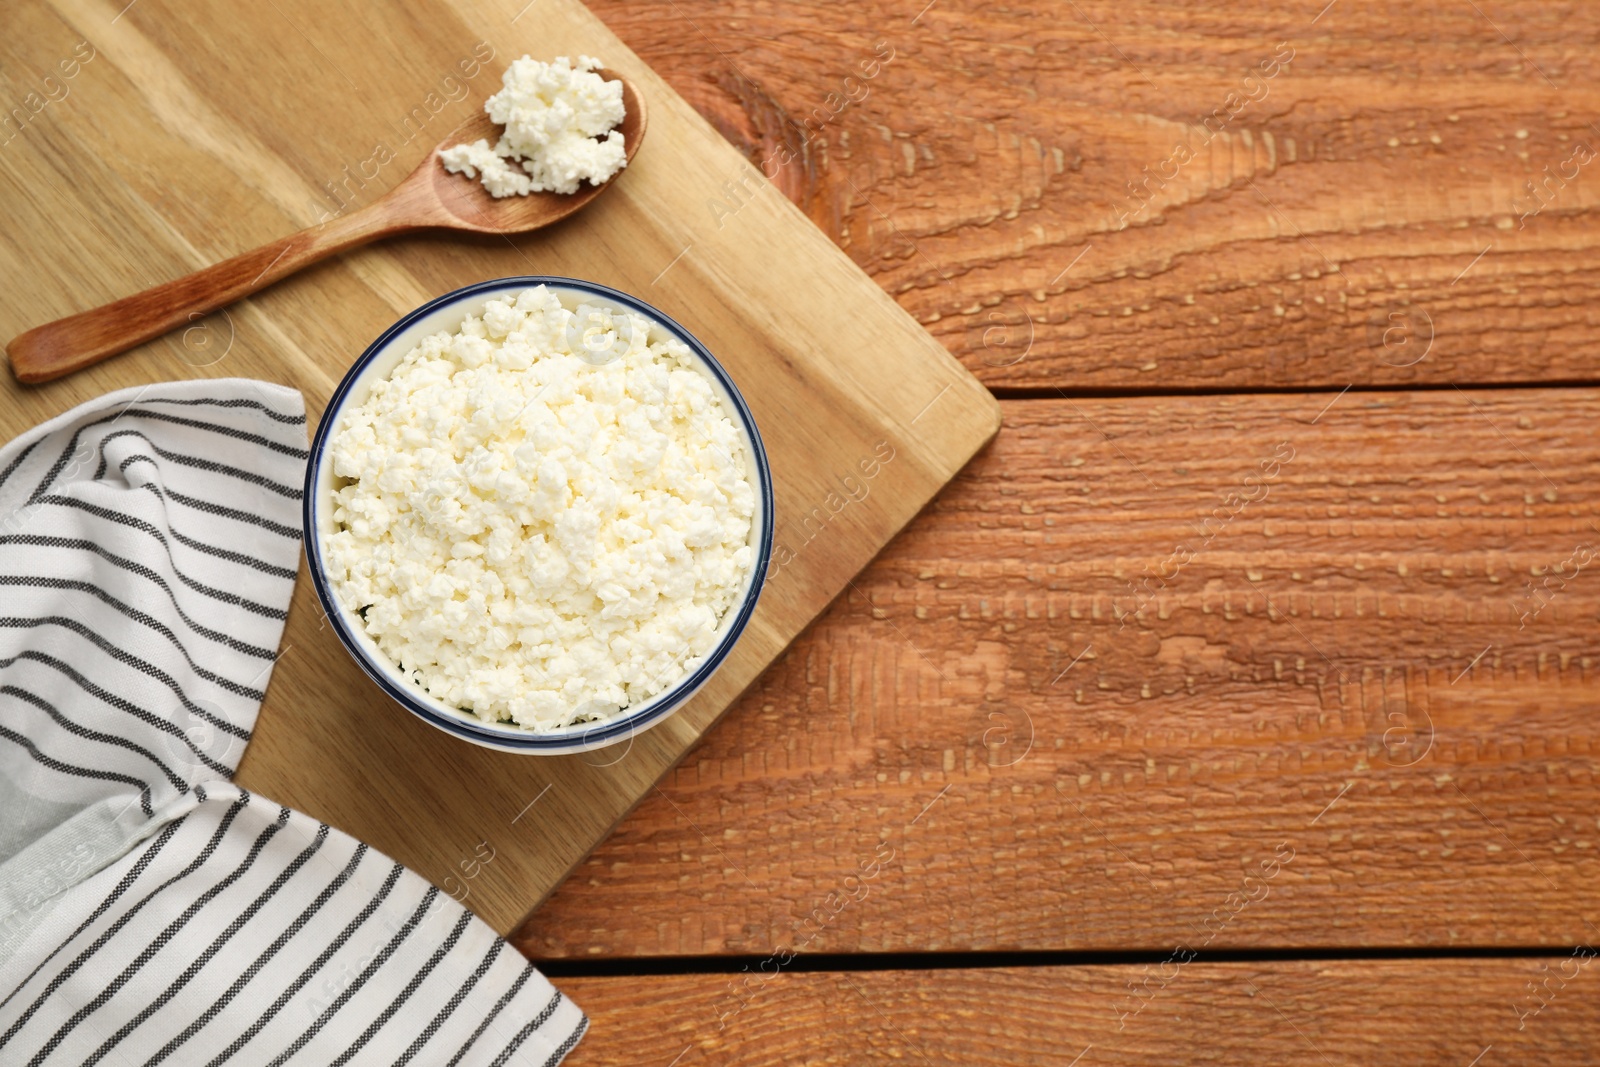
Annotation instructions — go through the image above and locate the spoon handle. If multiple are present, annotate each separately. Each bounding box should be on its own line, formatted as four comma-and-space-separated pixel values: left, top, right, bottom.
7, 200, 407, 384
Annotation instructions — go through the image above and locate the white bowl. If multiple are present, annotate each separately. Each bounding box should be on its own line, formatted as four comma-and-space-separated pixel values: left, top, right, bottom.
303, 277, 773, 755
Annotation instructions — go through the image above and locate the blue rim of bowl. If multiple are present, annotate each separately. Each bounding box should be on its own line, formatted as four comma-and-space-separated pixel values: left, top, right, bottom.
302, 276, 775, 751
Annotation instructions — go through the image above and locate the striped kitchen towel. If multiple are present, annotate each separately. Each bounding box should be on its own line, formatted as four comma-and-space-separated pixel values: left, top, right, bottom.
0, 379, 585, 1066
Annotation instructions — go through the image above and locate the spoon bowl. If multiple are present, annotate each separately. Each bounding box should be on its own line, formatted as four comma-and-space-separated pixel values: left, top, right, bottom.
423, 70, 647, 234
6, 70, 647, 384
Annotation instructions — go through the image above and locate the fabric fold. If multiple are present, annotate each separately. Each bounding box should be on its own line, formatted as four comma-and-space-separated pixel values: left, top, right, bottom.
0, 379, 584, 1066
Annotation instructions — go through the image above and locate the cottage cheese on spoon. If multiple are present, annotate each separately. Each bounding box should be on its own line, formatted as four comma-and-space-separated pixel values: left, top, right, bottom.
324, 286, 755, 731
441, 55, 627, 197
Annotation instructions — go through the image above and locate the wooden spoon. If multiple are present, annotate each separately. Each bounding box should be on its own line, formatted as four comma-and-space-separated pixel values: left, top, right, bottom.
6, 71, 647, 384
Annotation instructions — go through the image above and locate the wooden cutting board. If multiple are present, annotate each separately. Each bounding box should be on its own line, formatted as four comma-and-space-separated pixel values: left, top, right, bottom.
0, 0, 999, 935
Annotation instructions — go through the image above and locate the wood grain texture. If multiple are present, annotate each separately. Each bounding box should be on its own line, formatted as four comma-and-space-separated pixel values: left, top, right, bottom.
588, 0, 1600, 390
560, 960, 1600, 1066
0, 0, 997, 935
517, 389, 1600, 957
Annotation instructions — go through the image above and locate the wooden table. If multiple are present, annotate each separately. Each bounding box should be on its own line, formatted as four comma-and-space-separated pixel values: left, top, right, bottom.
517, 1, 1600, 1062
7, 0, 1598, 1062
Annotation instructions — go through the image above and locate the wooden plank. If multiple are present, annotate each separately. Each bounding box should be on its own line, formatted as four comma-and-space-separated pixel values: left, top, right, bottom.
517, 389, 1600, 956
559, 960, 1600, 1065
0, 0, 998, 935
589, 0, 1600, 390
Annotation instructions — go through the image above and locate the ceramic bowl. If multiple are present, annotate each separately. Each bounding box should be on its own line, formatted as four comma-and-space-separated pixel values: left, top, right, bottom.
303, 276, 773, 754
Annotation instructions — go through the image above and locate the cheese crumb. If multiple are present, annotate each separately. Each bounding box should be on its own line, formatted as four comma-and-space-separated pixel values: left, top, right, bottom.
441, 55, 627, 197
324, 286, 756, 731
437, 139, 533, 198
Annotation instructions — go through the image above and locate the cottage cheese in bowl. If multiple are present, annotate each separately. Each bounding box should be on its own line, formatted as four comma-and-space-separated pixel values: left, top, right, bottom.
307, 280, 770, 752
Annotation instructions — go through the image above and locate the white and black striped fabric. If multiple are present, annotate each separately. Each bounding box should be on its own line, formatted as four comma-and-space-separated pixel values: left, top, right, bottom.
0, 380, 585, 1066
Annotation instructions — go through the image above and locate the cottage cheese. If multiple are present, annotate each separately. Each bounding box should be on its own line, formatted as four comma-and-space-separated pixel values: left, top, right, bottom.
441, 55, 627, 197
324, 286, 756, 731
